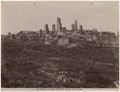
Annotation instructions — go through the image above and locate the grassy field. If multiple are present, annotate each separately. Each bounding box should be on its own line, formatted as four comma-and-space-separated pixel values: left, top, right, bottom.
1, 39, 119, 88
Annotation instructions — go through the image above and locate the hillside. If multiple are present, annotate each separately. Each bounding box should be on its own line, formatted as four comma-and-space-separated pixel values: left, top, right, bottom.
1, 39, 119, 88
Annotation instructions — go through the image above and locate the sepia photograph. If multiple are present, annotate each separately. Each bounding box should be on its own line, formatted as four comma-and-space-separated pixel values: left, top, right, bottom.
1, 1, 119, 90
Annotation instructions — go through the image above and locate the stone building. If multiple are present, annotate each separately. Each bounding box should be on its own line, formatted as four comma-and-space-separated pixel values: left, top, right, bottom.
15, 30, 40, 41
99, 32, 116, 43
52, 24, 56, 31
71, 24, 75, 31
58, 37, 69, 46
56, 17, 62, 32
74, 20, 78, 31
45, 24, 49, 34
79, 25, 83, 31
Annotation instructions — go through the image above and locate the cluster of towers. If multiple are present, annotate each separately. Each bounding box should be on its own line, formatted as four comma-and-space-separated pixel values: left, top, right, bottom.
44, 17, 83, 34
71, 20, 83, 31
7, 17, 118, 45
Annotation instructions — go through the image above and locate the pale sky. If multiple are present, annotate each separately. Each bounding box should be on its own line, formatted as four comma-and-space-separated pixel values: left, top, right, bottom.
1, 1, 119, 35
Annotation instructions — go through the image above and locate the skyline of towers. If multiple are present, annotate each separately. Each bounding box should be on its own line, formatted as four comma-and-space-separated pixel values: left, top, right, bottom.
44, 17, 83, 32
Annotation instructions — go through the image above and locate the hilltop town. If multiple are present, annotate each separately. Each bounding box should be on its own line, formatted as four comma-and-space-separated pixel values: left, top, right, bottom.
2, 17, 119, 47
1, 17, 119, 88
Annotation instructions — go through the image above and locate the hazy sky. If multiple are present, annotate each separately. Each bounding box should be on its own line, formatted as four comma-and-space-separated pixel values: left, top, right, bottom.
1, 1, 119, 34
